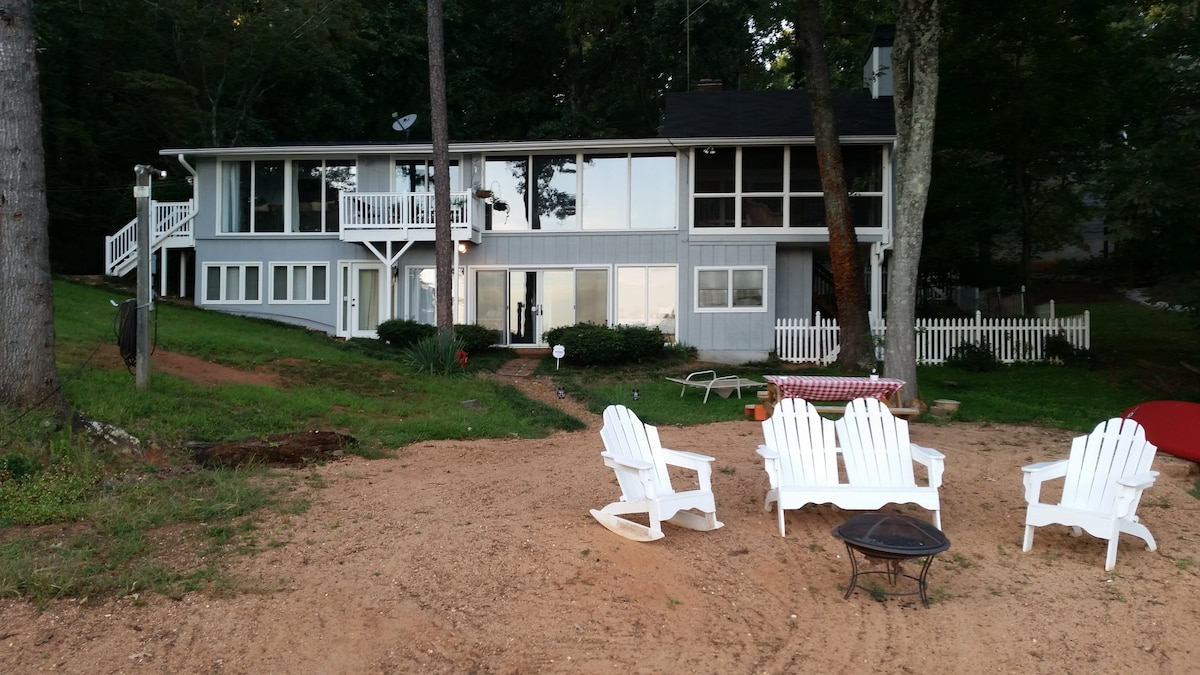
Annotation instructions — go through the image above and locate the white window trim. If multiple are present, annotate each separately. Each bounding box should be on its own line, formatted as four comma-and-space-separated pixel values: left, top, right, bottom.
268, 262, 330, 304
202, 262, 262, 305
693, 265, 768, 313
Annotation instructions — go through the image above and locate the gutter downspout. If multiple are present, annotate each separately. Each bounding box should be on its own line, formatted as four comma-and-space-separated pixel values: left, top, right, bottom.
177, 154, 200, 299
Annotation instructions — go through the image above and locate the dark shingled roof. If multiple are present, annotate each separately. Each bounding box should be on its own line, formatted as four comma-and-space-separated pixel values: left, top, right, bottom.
662, 90, 895, 138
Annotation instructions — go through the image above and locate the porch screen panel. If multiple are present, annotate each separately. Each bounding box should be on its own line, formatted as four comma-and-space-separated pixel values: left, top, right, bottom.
580, 155, 626, 230
407, 268, 436, 324
292, 266, 309, 301
575, 269, 608, 326
323, 162, 356, 232
648, 267, 677, 341
616, 267, 647, 326
253, 161, 285, 232
475, 270, 507, 338
732, 269, 763, 307
484, 158, 529, 231
542, 270, 574, 333
312, 265, 327, 301
630, 155, 675, 230
532, 155, 577, 231
697, 270, 728, 308
221, 161, 252, 233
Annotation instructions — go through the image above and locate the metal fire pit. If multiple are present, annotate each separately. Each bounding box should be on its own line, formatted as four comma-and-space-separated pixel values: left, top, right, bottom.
832, 513, 951, 607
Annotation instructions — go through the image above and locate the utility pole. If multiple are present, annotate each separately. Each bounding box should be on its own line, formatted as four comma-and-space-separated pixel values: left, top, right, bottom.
133, 165, 165, 391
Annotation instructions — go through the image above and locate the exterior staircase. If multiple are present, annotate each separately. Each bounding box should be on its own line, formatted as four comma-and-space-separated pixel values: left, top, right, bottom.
104, 200, 196, 278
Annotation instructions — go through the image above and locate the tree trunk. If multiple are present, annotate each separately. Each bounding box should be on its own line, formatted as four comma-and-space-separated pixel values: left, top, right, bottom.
428, 0, 453, 335
884, 0, 942, 406
795, 0, 873, 371
0, 0, 65, 413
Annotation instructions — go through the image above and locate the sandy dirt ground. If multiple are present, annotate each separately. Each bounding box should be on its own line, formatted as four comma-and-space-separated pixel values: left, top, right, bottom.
3, 351, 1200, 674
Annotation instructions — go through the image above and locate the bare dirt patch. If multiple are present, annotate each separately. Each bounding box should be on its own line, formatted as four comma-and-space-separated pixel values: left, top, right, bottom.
4, 363, 1200, 673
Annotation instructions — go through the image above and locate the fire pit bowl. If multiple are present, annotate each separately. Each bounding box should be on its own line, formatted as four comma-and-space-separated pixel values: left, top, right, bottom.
832, 513, 951, 606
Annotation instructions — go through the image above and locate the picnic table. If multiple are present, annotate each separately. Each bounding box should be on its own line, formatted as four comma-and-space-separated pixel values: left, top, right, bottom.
762, 375, 918, 419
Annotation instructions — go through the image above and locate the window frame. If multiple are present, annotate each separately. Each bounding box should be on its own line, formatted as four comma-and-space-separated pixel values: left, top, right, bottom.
693, 265, 768, 313
202, 262, 262, 304
268, 262, 329, 304
219, 158, 356, 235
690, 145, 887, 231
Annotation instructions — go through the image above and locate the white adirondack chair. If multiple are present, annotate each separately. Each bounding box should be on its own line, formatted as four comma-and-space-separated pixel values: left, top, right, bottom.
1022, 417, 1159, 571
590, 404, 724, 542
756, 398, 841, 536
833, 397, 945, 529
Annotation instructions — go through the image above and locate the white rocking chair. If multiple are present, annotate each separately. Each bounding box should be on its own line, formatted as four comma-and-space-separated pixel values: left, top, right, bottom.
590, 405, 724, 542
1022, 417, 1159, 571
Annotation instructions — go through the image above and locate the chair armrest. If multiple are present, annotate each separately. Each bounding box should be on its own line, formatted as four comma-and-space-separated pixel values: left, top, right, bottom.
685, 370, 717, 382
910, 444, 945, 463
910, 444, 945, 488
661, 447, 717, 469
600, 451, 655, 473
1022, 459, 1068, 480
1116, 471, 1159, 491
1022, 459, 1068, 504
756, 444, 780, 460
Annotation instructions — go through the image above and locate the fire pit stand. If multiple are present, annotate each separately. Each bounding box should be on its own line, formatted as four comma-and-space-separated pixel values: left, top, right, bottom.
832, 513, 951, 607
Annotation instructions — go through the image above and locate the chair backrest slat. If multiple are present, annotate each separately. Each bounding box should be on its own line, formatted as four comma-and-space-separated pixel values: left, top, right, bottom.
762, 398, 838, 486
1061, 418, 1155, 512
836, 398, 916, 488
601, 405, 675, 500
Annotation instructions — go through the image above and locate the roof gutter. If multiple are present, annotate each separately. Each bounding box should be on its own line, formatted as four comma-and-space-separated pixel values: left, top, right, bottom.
175, 153, 199, 202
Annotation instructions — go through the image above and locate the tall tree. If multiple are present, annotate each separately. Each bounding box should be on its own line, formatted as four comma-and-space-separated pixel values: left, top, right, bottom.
0, 0, 64, 412
427, 0, 453, 335
795, 0, 873, 370
884, 0, 941, 405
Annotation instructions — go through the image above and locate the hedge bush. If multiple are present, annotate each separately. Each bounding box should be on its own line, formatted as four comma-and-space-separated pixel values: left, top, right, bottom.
376, 319, 435, 348
543, 323, 665, 366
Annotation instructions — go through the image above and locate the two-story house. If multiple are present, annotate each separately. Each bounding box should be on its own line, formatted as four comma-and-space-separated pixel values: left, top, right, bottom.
105, 38, 897, 364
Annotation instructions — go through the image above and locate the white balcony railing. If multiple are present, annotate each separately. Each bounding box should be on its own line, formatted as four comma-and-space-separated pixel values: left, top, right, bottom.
339, 191, 483, 244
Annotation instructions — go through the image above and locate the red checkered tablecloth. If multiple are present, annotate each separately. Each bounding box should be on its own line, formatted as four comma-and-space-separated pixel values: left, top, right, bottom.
763, 375, 905, 402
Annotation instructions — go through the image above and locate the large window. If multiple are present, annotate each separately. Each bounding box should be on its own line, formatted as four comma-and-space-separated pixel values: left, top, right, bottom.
486, 152, 676, 232
270, 263, 328, 303
395, 159, 461, 193
404, 267, 467, 325
204, 263, 261, 304
693, 145, 884, 229
695, 267, 766, 311
617, 266, 678, 343
221, 159, 355, 234
294, 160, 356, 233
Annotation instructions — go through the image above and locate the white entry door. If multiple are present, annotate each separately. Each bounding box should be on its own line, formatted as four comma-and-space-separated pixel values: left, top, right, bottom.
339, 262, 385, 338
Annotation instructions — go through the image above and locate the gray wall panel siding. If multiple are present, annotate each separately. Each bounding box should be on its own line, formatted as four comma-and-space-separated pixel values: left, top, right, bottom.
678, 243, 776, 363
775, 246, 813, 320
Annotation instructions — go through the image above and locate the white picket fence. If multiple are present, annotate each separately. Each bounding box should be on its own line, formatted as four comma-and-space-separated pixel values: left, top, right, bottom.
775, 301, 1090, 365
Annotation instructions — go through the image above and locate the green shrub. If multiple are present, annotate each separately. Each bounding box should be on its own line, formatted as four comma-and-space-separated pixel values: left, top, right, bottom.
1044, 334, 1094, 368
614, 324, 667, 363
946, 339, 999, 372
453, 323, 500, 353
544, 323, 667, 366
544, 323, 620, 365
402, 334, 469, 376
376, 319, 435, 348
0, 453, 39, 483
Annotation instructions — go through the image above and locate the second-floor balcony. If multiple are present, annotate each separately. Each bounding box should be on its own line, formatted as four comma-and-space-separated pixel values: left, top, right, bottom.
339, 191, 484, 245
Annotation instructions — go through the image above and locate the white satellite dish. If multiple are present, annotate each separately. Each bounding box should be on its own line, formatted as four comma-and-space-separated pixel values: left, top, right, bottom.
391, 112, 417, 132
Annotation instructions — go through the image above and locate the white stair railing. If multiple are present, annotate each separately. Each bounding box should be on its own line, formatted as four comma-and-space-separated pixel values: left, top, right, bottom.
105, 200, 195, 276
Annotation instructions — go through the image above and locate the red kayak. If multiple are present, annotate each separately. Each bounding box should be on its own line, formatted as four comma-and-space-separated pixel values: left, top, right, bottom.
1121, 400, 1200, 462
